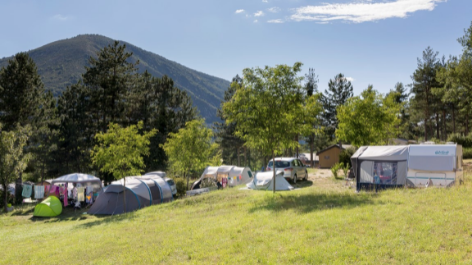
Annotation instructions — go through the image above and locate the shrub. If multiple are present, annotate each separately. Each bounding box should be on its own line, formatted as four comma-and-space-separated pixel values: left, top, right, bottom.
331, 162, 344, 180
339, 147, 357, 168
447, 133, 472, 148
463, 148, 472, 159
174, 178, 187, 198
0, 189, 15, 210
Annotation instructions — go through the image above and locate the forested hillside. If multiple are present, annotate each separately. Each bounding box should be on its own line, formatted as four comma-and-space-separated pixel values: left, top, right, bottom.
0, 34, 229, 124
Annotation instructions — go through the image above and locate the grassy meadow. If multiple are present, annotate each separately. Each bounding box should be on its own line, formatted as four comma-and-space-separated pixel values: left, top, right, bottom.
2, 164, 472, 264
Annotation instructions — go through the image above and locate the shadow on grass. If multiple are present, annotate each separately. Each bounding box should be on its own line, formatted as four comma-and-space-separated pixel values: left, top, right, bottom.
248, 192, 381, 214
292, 180, 314, 189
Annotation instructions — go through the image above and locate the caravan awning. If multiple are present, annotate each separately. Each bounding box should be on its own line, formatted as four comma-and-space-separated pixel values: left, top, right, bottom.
357, 146, 409, 161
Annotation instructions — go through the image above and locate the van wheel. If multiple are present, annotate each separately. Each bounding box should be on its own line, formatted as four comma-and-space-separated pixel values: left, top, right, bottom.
293, 175, 297, 184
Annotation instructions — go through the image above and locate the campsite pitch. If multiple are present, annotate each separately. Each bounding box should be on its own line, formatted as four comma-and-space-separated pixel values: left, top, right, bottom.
1, 164, 472, 264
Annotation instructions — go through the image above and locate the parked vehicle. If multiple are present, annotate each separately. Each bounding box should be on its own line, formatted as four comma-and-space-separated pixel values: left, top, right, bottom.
266, 157, 308, 183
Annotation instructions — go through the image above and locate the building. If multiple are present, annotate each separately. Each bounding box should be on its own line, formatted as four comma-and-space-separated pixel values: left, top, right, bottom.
317, 144, 351, 168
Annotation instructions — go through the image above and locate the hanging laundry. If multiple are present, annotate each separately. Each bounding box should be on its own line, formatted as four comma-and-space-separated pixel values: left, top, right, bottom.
34, 186, 45, 199
77, 187, 85, 202
44, 185, 49, 196
22, 184, 33, 198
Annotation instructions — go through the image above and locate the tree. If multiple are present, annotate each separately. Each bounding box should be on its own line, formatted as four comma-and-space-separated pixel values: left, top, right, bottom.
321, 73, 354, 140
83, 41, 138, 133
0, 53, 44, 131
304, 68, 319, 166
223, 62, 323, 193
0, 124, 32, 212
410, 47, 442, 141
214, 75, 246, 166
336, 87, 402, 146
163, 119, 220, 190
387, 82, 410, 139
91, 121, 156, 211
125, 72, 198, 170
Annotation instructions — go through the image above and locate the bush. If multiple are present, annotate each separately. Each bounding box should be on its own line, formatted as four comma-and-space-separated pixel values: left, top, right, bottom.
0, 189, 15, 210
463, 148, 472, 159
331, 162, 344, 180
174, 178, 188, 198
447, 133, 472, 148
339, 147, 357, 168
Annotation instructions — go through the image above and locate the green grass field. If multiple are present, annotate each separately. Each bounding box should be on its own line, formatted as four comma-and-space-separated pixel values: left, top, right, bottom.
2, 164, 472, 264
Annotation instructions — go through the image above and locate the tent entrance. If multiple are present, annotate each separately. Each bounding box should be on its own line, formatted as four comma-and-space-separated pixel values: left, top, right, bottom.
358, 160, 407, 191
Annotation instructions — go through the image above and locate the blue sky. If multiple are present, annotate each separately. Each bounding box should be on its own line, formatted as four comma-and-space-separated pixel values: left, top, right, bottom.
0, 0, 470, 96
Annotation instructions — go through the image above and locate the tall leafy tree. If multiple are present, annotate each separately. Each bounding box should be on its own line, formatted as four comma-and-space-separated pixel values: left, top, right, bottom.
91, 121, 156, 211
163, 119, 220, 190
410, 47, 443, 141
0, 124, 32, 211
321, 73, 353, 141
83, 41, 138, 133
0, 53, 44, 131
336, 88, 402, 146
223, 62, 322, 193
214, 75, 245, 166
126, 72, 198, 170
304, 68, 319, 165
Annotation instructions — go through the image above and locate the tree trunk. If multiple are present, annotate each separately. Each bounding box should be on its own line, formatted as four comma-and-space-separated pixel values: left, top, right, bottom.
424, 118, 428, 141
310, 133, 314, 167
244, 146, 247, 167
436, 113, 440, 140
237, 147, 241, 167
453, 105, 456, 134
467, 111, 470, 136
442, 109, 446, 141
3, 183, 8, 212
295, 134, 299, 158
272, 150, 276, 194
186, 172, 189, 191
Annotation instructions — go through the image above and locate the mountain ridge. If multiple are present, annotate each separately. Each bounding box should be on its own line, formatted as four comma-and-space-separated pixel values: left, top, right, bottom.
0, 34, 229, 124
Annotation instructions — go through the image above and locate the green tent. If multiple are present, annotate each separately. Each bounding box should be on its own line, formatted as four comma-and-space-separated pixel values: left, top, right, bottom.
33, 196, 62, 217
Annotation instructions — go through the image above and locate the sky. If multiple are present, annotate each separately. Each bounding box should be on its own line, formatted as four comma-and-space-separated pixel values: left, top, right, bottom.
1, 0, 471, 96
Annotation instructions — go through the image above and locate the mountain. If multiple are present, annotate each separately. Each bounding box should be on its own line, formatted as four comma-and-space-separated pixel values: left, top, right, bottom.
0, 34, 230, 124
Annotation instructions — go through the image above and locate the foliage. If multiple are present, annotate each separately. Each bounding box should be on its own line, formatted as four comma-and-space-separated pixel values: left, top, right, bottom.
331, 162, 344, 180
336, 87, 402, 146
339, 147, 357, 168
163, 119, 220, 190
342, 163, 350, 178
223, 62, 323, 192
463, 148, 472, 159
0, 124, 32, 211
320, 73, 354, 141
173, 177, 188, 197
91, 121, 157, 181
447, 133, 472, 148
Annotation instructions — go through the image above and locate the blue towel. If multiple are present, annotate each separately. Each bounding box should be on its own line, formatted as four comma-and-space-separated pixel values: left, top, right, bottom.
22, 184, 33, 198
34, 185, 44, 199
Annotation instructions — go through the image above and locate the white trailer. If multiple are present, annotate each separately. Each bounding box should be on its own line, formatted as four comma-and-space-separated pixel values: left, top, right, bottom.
406, 144, 463, 188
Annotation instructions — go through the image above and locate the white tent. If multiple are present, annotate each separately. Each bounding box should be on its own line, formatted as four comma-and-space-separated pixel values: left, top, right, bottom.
246, 171, 294, 191
51, 173, 102, 187
191, 165, 254, 189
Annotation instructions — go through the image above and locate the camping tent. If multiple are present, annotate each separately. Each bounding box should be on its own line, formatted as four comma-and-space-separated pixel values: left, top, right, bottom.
191, 166, 254, 190
246, 171, 294, 191
33, 196, 62, 217
351, 144, 463, 191
51, 173, 102, 188
88, 175, 173, 215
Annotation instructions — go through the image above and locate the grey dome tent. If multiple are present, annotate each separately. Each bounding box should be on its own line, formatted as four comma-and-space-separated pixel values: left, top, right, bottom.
88, 176, 173, 215
246, 171, 294, 191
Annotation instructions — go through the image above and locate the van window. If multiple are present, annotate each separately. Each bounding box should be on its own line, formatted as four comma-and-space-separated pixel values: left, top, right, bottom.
268, 161, 290, 168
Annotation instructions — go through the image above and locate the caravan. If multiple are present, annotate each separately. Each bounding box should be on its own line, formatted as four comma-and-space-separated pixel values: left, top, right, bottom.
351, 144, 463, 191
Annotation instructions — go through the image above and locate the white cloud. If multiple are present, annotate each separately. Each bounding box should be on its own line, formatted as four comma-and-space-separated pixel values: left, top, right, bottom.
344, 77, 355, 82
51, 14, 70, 21
262, 0, 268, 2
268, 7, 281, 13
268, 19, 284, 24
291, 0, 446, 23
235, 9, 245, 14
254, 11, 264, 17
254, 20, 259, 23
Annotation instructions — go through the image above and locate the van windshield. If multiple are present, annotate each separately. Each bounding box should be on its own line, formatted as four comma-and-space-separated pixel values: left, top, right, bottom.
268, 161, 290, 168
